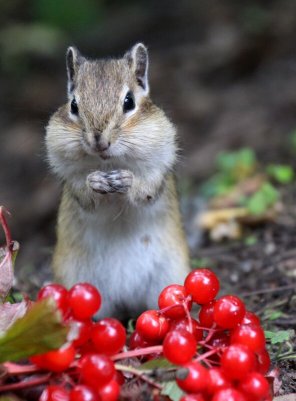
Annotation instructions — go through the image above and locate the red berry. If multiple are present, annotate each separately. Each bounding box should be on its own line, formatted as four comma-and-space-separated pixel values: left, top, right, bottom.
39, 344, 76, 372
214, 295, 245, 328
220, 345, 256, 380
79, 340, 95, 356
129, 331, 156, 349
207, 332, 230, 363
37, 284, 69, 316
70, 385, 99, 401
98, 380, 120, 401
40, 385, 69, 401
208, 332, 230, 350
91, 318, 126, 356
169, 317, 203, 342
136, 310, 169, 342
207, 368, 231, 394
176, 361, 209, 393
180, 395, 206, 401
238, 372, 270, 401
158, 284, 192, 319
114, 370, 125, 385
212, 388, 247, 401
256, 348, 271, 374
163, 329, 197, 364
30, 354, 46, 369
241, 311, 261, 326
80, 354, 115, 388
69, 283, 102, 320
184, 269, 219, 304
231, 324, 265, 352
198, 301, 216, 328
69, 319, 93, 347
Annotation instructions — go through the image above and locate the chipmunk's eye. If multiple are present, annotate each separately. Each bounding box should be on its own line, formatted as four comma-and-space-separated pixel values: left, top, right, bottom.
71, 98, 79, 115
123, 91, 135, 113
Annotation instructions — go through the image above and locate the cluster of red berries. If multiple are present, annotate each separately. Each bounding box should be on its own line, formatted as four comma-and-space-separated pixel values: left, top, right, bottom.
29, 269, 272, 401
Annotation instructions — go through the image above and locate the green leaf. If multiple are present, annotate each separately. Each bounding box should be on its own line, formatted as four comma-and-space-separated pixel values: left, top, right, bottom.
246, 182, 279, 215
139, 357, 175, 370
266, 164, 294, 184
264, 329, 295, 345
161, 381, 185, 401
126, 319, 136, 334
217, 148, 256, 177
244, 235, 258, 246
263, 309, 284, 321
0, 298, 68, 362
191, 258, 212, 268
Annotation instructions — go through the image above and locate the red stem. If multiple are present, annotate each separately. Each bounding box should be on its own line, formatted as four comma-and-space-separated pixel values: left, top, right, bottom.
183, 298, 193, 333
0, 373, 51, 392
194, 347, 221, 363
0, 207, 12, 249
112, 345, 163, 361
3, 362, 41, 375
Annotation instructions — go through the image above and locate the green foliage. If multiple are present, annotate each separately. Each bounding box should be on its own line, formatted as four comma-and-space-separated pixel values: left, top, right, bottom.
161, 381, 184, 401
265, 329, 294, 345
244, 235, 258, 246
263, 309, 284, 321
191, 258, 212, 268
266, 164, 294, 184
244, 182, 279, 215
0, 299, 68, 362
201, 148, 257, 198
139, 358, 175, 370
217, 148, 256, 179
200, 147, 294, 216
32, 0, 104, 32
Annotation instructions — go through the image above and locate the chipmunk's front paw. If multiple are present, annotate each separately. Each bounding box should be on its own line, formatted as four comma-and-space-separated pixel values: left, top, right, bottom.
87, 170, 133, 194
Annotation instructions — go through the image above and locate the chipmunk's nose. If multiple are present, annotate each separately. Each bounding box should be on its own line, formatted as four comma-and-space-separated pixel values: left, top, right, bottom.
94, 132, 110, 152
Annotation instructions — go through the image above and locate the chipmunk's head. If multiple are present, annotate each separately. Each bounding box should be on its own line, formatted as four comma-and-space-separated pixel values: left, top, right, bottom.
64, 43, 152, 159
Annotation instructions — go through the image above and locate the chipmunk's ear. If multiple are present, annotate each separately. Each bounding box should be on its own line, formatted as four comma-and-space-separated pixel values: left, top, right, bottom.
125, 43, 149, 94
66, 46, 85, 95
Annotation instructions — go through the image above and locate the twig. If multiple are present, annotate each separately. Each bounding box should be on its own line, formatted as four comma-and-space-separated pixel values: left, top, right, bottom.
0, 207, 12, 248
3, 362, 41, 375
115, 364, 162, 390
112, 345, 163, 361
0, 373, 51, 392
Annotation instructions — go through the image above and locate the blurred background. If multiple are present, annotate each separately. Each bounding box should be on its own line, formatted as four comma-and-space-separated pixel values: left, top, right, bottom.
1, 0, 296, 290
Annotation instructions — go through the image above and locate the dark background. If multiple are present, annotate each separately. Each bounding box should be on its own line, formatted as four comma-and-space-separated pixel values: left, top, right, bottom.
1, 0, 296, 290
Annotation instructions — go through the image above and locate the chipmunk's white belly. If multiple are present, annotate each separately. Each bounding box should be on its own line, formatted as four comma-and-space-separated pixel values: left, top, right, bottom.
61, 201, 187, 319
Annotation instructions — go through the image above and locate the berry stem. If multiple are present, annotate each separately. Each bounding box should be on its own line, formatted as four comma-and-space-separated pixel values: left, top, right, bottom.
3, 362, 41, 375
111, 345, 163, 361
115, 364, 162, 389
194, 347, 220, 363
183, 298, 193, 333
0, 206, 12, 248
202, 327, 216, 344
0, 373, 51, 392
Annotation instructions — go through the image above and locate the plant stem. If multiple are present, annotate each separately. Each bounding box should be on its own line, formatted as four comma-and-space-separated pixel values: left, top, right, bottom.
3, 362, 41, 375
115, 364, 162, 389
0, 373, 51, 392
183, 298, 193, 333
112, 345, 163, 361
194, 347, 220, 363
0, 207, 12, 248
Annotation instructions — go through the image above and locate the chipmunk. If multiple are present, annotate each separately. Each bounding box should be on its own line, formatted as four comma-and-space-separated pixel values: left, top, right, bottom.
46, 43, 190, 319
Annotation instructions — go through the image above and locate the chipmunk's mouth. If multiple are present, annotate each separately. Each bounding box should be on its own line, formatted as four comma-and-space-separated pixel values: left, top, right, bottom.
100, 152, 111, 160
81, 137, 113, 160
